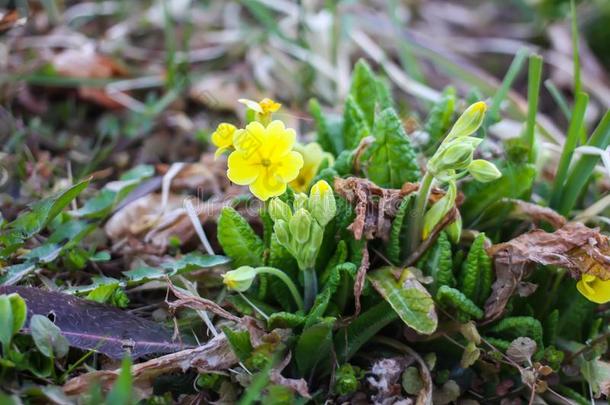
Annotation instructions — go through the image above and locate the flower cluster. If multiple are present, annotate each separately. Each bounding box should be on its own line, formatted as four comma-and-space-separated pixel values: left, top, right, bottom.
210, 98, 305, 201
211, 98, 332, 201
415, 102, 502, 244
268, 180, 336, 271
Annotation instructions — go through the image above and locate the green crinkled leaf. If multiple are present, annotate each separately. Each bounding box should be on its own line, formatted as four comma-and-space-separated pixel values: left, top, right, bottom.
462, 163, 536, 225
436, 285, 483, 320
162, 252, 230, 275
489, 316, 544, 348
342, 96, 370, 151
458, 233, 492, 306
296, 318, 334, 376
222, 327, 253, 362
418, 232, 454, 294
348, 59, 377, 127
557, 283, 596, 341
387, 195, 414, 265
217, 207, 264, 267
307, 262, 357, 327
361, 108, 420, 188
267, 312, 306, 329
375, 76, 394, 111
368, 267, 437, 334
309, 98, 344, 156
320, 241, 348, 285
544, 309, 559, 346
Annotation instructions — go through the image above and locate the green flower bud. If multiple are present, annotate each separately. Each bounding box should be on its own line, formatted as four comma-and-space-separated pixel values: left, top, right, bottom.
308, 180, 336, 226
422, 181, 456, 240
467, 159, 502, 183
429, 138, 481, 175
446, 211, 462, 244
299, 221, 324, 269
222, 266, 257, 292
268, 198, 292, 223
293, 193, 308, 211
289, 209, 312, 244
446, 101, 487, 140
274, 219, 291, 248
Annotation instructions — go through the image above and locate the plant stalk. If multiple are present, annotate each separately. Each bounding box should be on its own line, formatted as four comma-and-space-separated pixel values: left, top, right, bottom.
256, 267, 304, 311
408, 171, 434, 254
303, 267, 318, 311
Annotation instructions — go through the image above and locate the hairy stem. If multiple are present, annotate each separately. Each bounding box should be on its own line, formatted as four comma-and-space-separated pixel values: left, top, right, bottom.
303, 267, 318, 311
408, 171, 434, 254
256, 267, 304, 311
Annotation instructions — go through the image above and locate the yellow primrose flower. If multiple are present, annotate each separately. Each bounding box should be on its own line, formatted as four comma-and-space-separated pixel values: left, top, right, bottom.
227, 120, 304, 201
576, 274, 610, 304
211, 123, 237, 158
290, 142, 334, 192
238, 97, 281, 125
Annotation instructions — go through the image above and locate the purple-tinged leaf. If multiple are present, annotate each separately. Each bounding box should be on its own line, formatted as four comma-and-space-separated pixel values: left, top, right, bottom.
0, 286, 192, 359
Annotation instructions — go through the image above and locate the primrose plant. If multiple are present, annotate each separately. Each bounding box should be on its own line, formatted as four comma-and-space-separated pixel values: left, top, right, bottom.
213, 98, 337, 312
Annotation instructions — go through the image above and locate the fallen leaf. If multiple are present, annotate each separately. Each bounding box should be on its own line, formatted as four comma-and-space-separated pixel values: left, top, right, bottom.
0, 286, 190, 359
506, 337, 537, 365
63, 333, 237, 397
484, 222, 610, 321
269, 353, 311, 398
52, 47, 128, 108
506, 199, 566, 229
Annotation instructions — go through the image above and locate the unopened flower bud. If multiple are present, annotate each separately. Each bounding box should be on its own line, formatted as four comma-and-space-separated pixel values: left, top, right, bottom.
446, 211, 462, 244
274, 219, 291, 248
293, 193, 308, 212
268, 198, 292, 223
467, 159, 502, 183
422, 182, 457, 240
446, 101, 487, 140
222, 266, 257, 292
429, 138, 480, 175
308, 180, 336, 226
289, 209, 312, 244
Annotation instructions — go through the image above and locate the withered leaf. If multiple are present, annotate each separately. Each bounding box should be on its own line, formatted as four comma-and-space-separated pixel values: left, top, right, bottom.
334, 177, 454, 242
484, 222, 610, 321
63, 333, 237, 397
0, 286, 190, 359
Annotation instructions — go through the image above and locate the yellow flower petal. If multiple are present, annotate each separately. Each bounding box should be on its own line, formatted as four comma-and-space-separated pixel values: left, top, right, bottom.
227, 151, 261, 185
211, 123, 236, 150
259, 98, 281, 114
266, 121, 296, 157
233, 122, 266, 155
250, 173, 287, 201
275, 151, 304, 182
577, 274, 610, 304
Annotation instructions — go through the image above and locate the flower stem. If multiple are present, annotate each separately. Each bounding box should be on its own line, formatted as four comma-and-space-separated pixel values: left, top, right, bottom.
408, 171, 434, 254
303, 267, 318, 311
256, 267, 304, 311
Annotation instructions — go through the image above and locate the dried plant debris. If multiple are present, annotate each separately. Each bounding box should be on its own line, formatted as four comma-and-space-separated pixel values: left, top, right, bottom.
334, 177, 454, 241
0, 286, 189, 359
485, 222, 610, 321
63, 333, 237, 397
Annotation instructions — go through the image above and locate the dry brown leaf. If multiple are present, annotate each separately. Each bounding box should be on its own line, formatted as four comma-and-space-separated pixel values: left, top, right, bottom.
167, 282, 241, 323
63, 333, 238, 398
334, 177, 453, 242
269, 353, 311, 398
52, 47, 128, 108
506, 199, 566, 229
484, 222, 610, 321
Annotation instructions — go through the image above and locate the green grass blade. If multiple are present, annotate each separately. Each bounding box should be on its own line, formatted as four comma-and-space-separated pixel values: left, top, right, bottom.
523, 54, 543, 162
544, 80, 571, 120
550, 92, 589, 209
488, 48, 528, 124
559, 110, 610, 216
